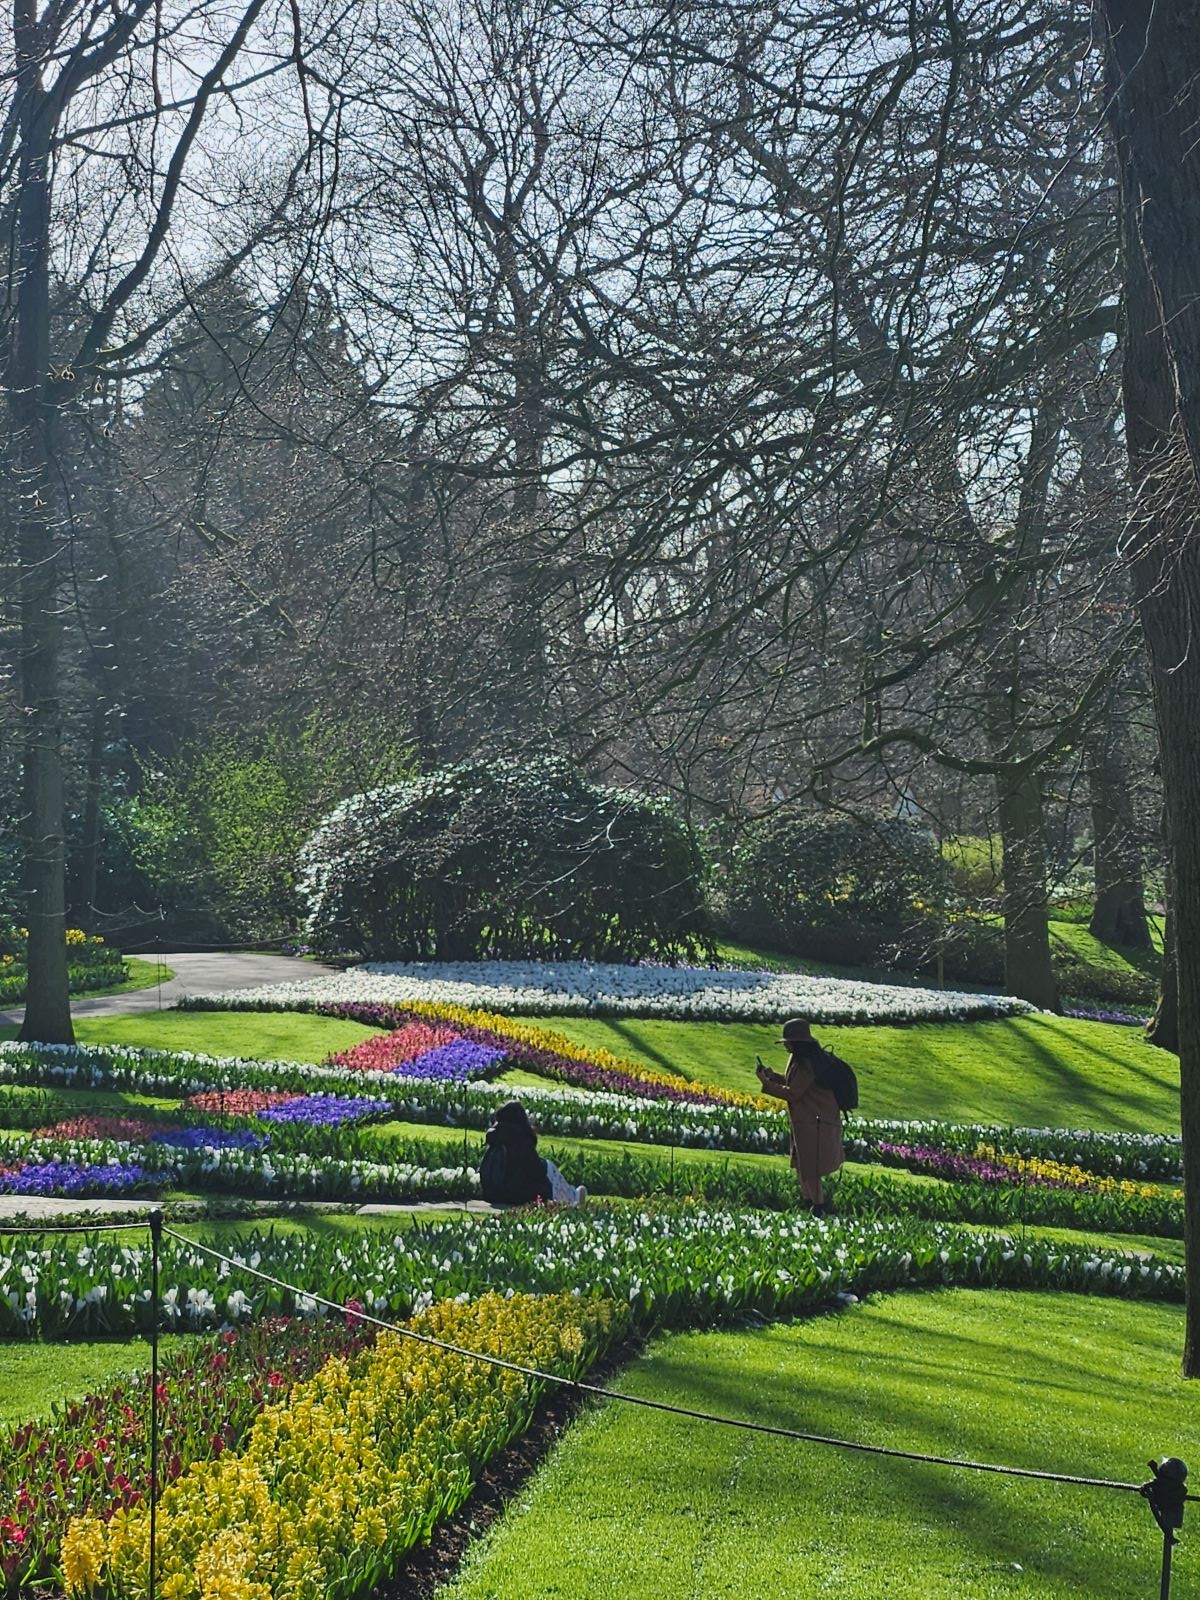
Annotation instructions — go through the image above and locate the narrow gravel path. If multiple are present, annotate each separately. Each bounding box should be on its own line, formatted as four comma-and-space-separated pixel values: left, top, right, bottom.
0, 950, 341, 1027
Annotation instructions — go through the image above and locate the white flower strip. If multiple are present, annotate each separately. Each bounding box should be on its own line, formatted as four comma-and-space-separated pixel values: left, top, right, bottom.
180, 958, 1035, 1023
0, 1208, 1181, 1340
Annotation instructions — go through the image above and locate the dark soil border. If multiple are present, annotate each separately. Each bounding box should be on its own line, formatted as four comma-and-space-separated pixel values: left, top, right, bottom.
369, 1336, 645, 1599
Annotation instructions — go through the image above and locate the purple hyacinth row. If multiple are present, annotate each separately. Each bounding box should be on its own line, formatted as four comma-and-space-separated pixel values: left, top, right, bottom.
395, 1040, 508, 1082
876, 1142, 1071, 1190
0, 1161, 147, 1196
255, 1093, 393, 1126
1063, 1005, 1149, 1027
151, 1127, 269, 1151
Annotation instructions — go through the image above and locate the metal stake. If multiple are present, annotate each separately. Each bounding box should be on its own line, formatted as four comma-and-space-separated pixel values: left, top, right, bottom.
148, 1208, 163, 1600
1142, 1456, 1187, 1600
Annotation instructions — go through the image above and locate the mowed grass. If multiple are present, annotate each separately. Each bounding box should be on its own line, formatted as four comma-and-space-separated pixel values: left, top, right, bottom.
439, 1290, 1197, 1600
69, 1009, 379, 1063
540, 1014, 1180, 1133
0, 1337, 191, 1424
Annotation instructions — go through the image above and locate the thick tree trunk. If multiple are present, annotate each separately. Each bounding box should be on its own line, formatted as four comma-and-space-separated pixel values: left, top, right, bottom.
1102, 0, 1199, 1371
1085, 729, 1151, 948
10, 67, 73, 1045
995, 766, 1060, 1011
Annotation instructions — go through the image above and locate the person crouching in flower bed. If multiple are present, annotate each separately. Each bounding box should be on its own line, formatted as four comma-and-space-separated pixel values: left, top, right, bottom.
479, 1100, 587, 1206
755, 1017, 846, 1218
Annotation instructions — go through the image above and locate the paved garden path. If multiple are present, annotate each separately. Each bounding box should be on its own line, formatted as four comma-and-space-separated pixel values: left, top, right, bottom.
0, 1197, 504, 1223
1, 950, 341, 1027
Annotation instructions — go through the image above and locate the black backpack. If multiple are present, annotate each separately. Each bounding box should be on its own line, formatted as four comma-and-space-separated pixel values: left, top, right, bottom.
813, 1049, 859, 1114
479, 1141, 508, 1201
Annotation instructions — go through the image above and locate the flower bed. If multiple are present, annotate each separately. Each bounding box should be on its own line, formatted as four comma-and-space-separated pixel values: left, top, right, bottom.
179, 958, 1035, 1024
33, 1117, 169, 1144
254, 1092, 394, 1126
0, 1204, 1181, 1345
0, 930, 126, 1006
324, 1000, 752, 1106
875, 1142, 1179, 1199
181, 1090, 298, 1115
0, 1041, 1184, 1179
0, 1316, 371, 1594
847, 1119, 1181, 1181
0, 1131, 474, 1210
0, 1160, 147, 1198
61, 1291, 624, 1600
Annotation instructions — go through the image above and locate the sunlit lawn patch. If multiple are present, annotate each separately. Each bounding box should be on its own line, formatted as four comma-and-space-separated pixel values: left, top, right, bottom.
440, 1290, 1197, 1600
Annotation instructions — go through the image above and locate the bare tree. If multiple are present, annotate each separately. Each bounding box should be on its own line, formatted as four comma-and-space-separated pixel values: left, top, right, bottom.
1, 0, 351, 1037
1099, 0, 1200, 1373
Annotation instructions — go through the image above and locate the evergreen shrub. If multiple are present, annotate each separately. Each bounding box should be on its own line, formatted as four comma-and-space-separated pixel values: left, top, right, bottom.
299, 756, 713, 963
723, 811, 949, 965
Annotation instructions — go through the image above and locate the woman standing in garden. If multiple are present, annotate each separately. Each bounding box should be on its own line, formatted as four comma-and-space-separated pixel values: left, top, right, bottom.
479, 1100, 586, 1207
756, 1017, 847, 1217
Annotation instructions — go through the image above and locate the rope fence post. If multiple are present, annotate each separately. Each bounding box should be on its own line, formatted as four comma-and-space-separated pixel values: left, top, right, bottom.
1143, 1457, 1188, 1599
148, 1207, 163, 1600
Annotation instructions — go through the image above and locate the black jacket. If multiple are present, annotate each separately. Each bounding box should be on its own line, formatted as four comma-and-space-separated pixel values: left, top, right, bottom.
479, 1118, 552, 1204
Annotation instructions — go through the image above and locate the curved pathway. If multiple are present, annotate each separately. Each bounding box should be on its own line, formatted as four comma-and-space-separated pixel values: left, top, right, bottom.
0, 950, 342, 1027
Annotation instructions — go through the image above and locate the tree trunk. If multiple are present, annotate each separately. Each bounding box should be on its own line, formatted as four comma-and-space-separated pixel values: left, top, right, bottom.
1148, 894, 1178, 1054
10, 63, 73, 1045
73, 699, 107, 932
981, 404, 1061, 1013
1101, 0, 1198, 1371
1085, 728, 1151, 948
995, 765, 1060, 1011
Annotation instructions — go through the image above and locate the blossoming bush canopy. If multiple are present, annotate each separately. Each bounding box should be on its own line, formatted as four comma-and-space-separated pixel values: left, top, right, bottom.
297, 755, 714, 963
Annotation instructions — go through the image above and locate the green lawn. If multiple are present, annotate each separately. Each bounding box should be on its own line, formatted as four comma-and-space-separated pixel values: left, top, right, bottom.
68, 1008, 380, 1063
540, 1014, 1180, 1133
1047, 920, 1161, 999
439, 1290, 1196, 1600
0, 1336, 191, 1424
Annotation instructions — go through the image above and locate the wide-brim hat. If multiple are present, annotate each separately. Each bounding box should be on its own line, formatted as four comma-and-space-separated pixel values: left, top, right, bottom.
779, 1017, 813, 1045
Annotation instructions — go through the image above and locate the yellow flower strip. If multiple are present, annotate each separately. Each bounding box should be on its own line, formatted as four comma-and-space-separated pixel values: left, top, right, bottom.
974, 1144, 1181, 1201
403, 998, 772, 1110
63, 1291, 625, 1600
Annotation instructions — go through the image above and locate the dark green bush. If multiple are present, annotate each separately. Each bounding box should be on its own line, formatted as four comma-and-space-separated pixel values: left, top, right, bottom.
300, 756, 714, 963
723, 811, 950, 964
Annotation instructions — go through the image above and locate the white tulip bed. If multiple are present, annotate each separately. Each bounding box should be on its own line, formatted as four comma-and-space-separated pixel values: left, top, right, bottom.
183, 958, 1035, 1024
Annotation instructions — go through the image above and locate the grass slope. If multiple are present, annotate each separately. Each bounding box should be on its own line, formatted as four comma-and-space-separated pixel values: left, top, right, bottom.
439, 1290, 1196, 1600
540, 1014, 1180, 1133
69, 1009, 380, 1063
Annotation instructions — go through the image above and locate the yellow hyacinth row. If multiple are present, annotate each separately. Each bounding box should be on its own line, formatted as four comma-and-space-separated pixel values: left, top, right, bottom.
63, 1291, 625, 1600
403, 998, 772, 1109
974, 1144, 1181, 1201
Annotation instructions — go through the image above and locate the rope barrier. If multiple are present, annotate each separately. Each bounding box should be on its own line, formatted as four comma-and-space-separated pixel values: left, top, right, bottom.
162, 1225, 1198, 1504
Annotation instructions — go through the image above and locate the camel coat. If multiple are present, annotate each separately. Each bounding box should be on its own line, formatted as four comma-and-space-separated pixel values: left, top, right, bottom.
759, 1044, 845, 1187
